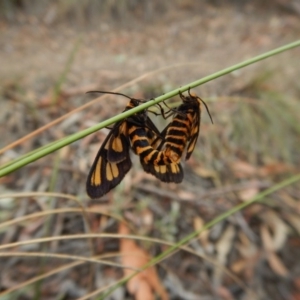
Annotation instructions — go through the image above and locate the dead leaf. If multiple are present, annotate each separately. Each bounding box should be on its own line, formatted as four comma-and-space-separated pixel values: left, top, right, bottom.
262, 211, 289, 251
285, 213, 300, 235
177, 190, 196, 201
215, 224, 236, 265
236, 231, 258, 258
141, 209, 154, 227
261, 224, 289, 277
231, 161, 257, 178
214, 225, 236, 286
234, 231, 260, 279
231, 258, 248, 274
119, 223, 168, 300
267, 252, 288, 277
193, 216, 210, 249
261, 224, 275, 252
194, 166, 218, 178
217, 286, 234, 300
258, 162, 292, 177
294, 276, 300, 290
293, 293, 300, 300
238, 186, 259, 201
246, 203, 265, 216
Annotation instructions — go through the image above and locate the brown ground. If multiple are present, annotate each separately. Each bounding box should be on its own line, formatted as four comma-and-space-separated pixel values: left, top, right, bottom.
1, 1, 300, 300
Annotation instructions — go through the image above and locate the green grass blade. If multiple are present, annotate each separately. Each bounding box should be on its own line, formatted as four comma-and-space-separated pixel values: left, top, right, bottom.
0, 40, 299, 177
99, 172, 300, 299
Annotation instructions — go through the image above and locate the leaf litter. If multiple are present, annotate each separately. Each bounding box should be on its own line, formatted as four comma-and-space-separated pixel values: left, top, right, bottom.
1, 2, 300, 299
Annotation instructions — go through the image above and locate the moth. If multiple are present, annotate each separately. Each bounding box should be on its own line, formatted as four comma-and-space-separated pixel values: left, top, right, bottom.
86, 91, 183, 199
163, 89, 213, 163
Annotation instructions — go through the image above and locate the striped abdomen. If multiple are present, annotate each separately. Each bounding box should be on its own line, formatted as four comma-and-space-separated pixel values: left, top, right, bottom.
128, 126, 174, 165
163, 107, 195, 163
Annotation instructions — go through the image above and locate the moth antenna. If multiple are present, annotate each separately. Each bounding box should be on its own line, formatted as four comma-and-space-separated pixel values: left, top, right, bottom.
86, 90, 146, 103
199, 97, 214, 124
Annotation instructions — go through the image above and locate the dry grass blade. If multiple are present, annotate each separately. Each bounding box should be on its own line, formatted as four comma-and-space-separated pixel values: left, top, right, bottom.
0, 251, 128, 269
0, 62, 198, 156
0, 232, 250, 292
0, 253, 120, 298
0, 207, 123, 230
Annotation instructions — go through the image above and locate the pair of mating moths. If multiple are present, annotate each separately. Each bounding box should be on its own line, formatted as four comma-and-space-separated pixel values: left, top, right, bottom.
86, 90, 212, 199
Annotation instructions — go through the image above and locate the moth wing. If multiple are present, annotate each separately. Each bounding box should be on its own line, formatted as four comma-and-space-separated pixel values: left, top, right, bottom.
141, 160, 183, 183
185, 112, 200, 160
86, 126, 132, 199
107, 122, 130, 162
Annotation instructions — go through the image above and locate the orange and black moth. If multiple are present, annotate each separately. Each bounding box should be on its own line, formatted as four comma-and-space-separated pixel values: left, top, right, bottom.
86, 92, 183, 199
86, 90, 212, 199
162, 90, 213, 163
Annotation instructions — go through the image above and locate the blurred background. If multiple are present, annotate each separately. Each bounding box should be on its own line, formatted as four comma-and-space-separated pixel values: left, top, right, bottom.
0, 1, 300, 299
